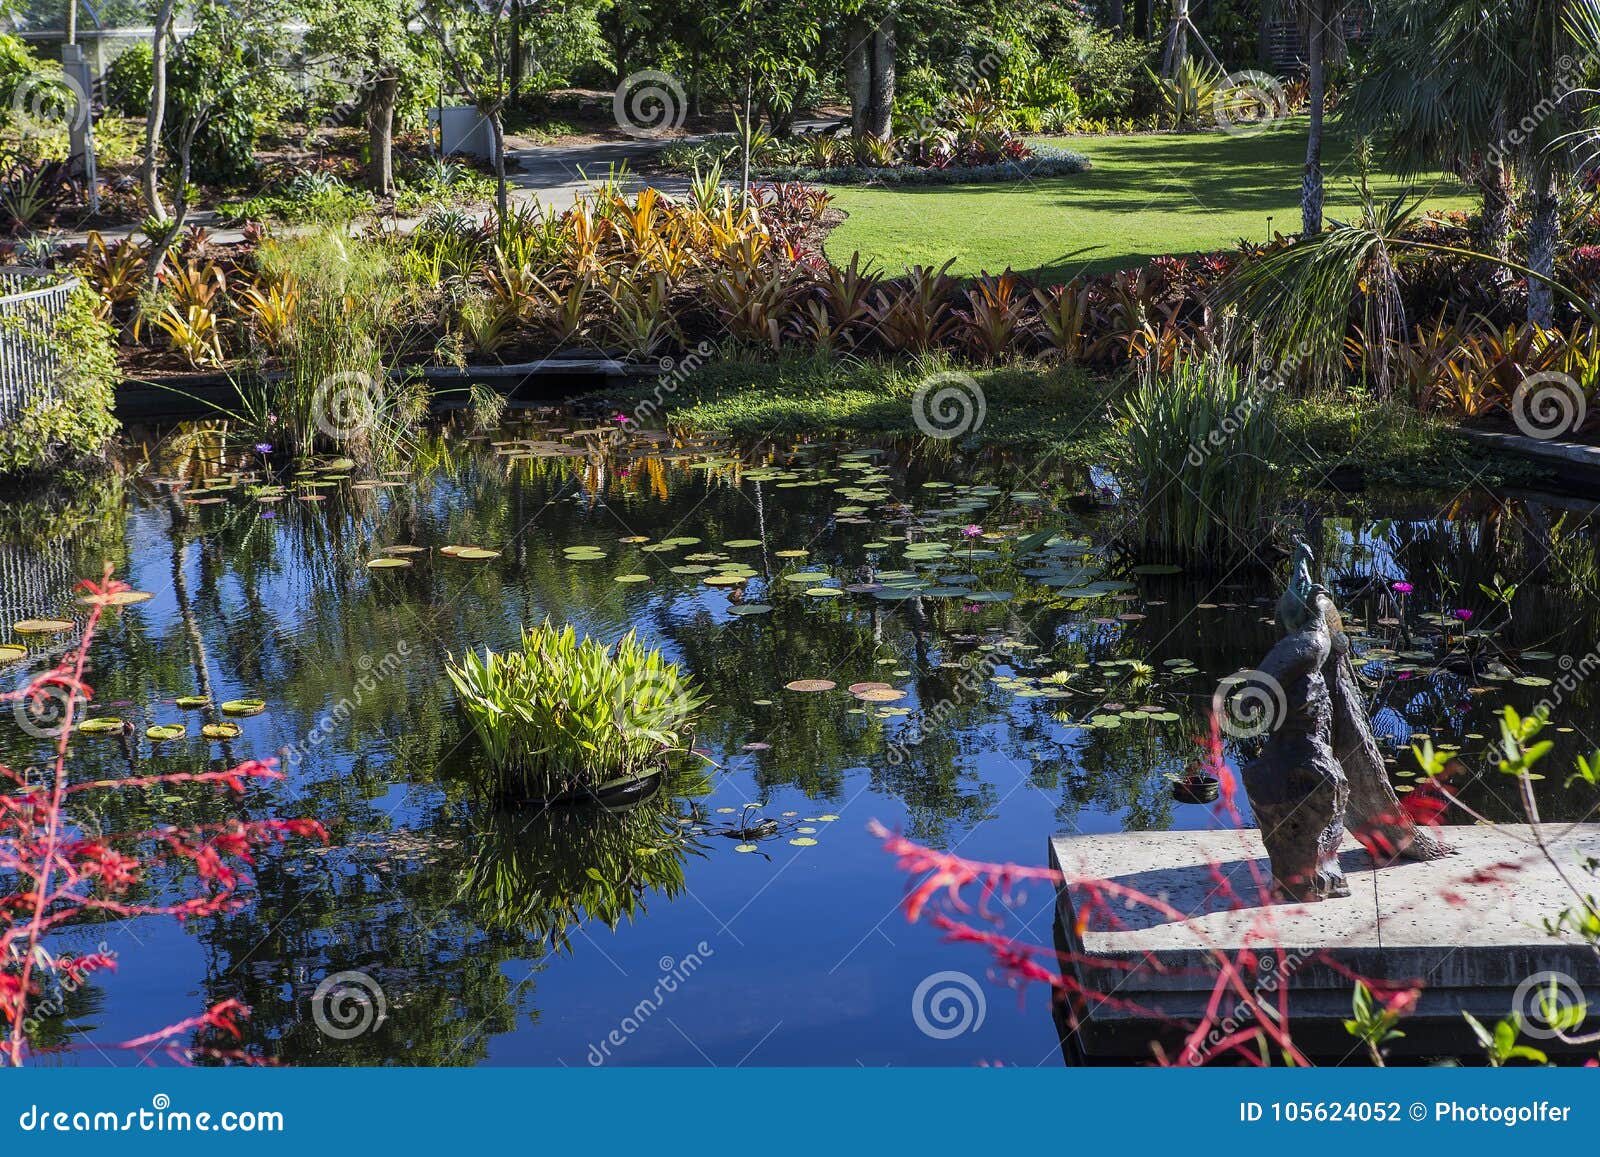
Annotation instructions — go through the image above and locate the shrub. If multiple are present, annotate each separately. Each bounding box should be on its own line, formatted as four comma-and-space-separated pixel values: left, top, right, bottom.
164, 4, 289, 185
0, 282, 119, 478
447, 622, 707, 800
0, 34, 39, 119
103, 42, 154, 118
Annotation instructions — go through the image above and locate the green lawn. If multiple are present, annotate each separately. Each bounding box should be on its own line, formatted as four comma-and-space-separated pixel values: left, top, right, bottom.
823, 121, 1472, 282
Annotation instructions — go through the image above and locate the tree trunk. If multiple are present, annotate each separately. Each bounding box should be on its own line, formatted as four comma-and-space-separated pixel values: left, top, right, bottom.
1473, 155, 1512, 261
771, 76, 809, 136
490, 110, 508, 229
1300, 6, 1326, 235
141, 122, 194, 299
509, 0, 523, 93
1107, 0, 1125, 35
1162, 0, 1189, 76
142, 0, 178, 221
867, 17, 895, 139
740, 74, 752, 203
365, 70, 400, 195
1526, 168, 1560, 327
844, 19, 871, 137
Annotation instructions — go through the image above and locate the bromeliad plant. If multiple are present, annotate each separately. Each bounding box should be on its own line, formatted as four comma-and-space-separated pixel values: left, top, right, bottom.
446, 623, 708, 800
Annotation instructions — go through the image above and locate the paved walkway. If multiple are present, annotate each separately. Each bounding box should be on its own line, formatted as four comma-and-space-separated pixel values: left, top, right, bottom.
51, 135, 699, 246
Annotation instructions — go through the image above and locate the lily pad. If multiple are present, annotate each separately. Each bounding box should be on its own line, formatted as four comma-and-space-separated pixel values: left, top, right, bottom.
784, 679, 836, 692
174, 695, 210, 710
367, 557, 412, 569
84, 589, 155, 607
202, 722, 243, 740
220, 699, 268, 717
0, 644, 26, 663
789, 837, 818, 847
146, 723, 187, 741
77, 717, 125, 735
854, 687, 907, 703
12, 619, 72, 635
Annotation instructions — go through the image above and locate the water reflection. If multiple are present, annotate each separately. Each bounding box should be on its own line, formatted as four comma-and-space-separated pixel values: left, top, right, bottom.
3, 410, 1599, 1064
461, 769, 711, 951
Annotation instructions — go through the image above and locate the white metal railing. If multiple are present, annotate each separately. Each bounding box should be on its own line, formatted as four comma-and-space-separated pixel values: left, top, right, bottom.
0, 267, 79, 431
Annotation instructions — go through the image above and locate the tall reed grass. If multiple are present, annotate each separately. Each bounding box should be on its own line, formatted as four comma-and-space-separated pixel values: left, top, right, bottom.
1120, 355, 1283, 567
255, 227, 426, 462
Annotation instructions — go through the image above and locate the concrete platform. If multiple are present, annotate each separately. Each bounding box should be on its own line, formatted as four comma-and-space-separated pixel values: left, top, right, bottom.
1049, 825, 1600, 1062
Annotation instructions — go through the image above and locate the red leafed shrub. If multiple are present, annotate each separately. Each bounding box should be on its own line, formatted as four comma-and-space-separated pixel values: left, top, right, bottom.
0, 568, 327, 1066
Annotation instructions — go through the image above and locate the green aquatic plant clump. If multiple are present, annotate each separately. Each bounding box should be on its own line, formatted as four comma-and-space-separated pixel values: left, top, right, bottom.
447, 622, 708, 798
1120, 355, 1282, 567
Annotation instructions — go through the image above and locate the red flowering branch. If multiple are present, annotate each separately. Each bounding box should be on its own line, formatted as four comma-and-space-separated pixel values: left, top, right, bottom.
868, 715, 1458, 1066
0, 567, 328, 1067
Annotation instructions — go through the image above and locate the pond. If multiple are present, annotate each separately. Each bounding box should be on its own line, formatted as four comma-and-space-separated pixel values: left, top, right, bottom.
4, 410, 1599, 1066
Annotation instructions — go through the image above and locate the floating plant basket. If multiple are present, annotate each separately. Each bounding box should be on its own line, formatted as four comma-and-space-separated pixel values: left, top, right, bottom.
1171, 773, 1220, 805
515, 768, 665, 810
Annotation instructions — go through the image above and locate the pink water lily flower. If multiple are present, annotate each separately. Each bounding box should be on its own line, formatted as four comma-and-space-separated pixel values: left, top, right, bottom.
961, 524, 984, 538
1391, 581, 1413, 594
1453, 608, 1473, 622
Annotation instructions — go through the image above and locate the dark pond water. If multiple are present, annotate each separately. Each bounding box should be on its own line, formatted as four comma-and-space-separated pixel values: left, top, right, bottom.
4, 411, 1600, 1066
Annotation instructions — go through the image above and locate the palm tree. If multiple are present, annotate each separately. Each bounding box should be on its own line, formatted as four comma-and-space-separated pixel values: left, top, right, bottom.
1225, 188, 1600, 392
1297, 0, 1349, 235
1343, 0, 1513, 259
1343, 0, 1600, 325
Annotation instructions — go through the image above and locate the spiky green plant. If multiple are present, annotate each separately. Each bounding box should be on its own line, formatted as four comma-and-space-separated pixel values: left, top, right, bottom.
446, 623, 707, 798
1119, 355, 1282, 567
1223, 188, 1600, 393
